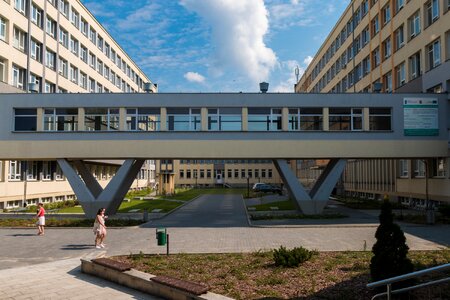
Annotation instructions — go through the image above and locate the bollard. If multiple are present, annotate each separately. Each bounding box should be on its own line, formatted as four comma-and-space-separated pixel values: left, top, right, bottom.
143, 209, 149, 222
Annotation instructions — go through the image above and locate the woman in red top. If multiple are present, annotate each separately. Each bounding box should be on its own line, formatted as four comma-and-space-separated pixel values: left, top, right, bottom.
36, 203, 45, 236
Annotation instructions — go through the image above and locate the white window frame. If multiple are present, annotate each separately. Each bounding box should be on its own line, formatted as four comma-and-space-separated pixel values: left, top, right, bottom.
31, 4, 42, 27
8, 160, 21, 181
14, 0, 26, 14
399, 160, 408, 178
12, 65, 25, 89
0, 16, 6, 42
13, 27, 26, 51
428, 40, 441, 69
410, 11, 421, 38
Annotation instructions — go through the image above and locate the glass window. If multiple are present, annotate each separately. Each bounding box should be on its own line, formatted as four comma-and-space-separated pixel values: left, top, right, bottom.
369, 108, 391, 130
409, 51, 421, 79
425, 0, 440, 26
14, 0, 26, 13
126, 108, 160, 131
14, 108, 37, 131
248, 108, 282, 131
45, 49, 56, 70
432, 158, 446, 177
85, 108, 119, 131
383, 4, 391, 24
428, 39, 441, 70
12, 65, 26, 90
41, 161, 53, 180
395, 25, 404, 50
8, 161, 21, 181
0, 16, 6, 42
13, 26, 26, 51
409, 11, 421, 38
167, 108, 201, 131
300, 108, 323, 130
395, 0, 404, 13
399, 160, 408, 177
30, 39, 42, 62
395, 62, 406, 87
44, 108, 78, 131
329, 108, 362, 131
59, 27, 68, 48
31, 4, 43, 28
208, 108, 241, 131
46, 17, 56, 38
413, 160, 426, 177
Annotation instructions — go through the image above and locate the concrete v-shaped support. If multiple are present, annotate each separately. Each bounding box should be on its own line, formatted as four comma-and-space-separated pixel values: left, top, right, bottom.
273, 159, 346, 215
57, 159, 145, 218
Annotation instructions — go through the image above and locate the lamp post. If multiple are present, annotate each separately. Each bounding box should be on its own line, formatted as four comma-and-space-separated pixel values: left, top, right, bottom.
422, 159, 434, 225
247, 176, 250, 198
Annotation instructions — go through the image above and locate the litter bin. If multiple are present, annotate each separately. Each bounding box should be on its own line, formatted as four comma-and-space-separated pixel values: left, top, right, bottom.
156, 228, 167, 246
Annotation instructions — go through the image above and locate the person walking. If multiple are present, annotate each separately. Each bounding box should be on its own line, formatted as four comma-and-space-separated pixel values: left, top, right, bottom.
93, 208, 107, 249
36, 203, 45, 236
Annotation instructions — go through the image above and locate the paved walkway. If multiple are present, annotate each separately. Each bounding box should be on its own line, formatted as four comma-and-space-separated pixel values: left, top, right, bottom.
0, 194, 448, 299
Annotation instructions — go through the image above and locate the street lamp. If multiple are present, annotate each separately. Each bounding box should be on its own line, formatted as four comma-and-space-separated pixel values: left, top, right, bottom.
247, 176, 250, 198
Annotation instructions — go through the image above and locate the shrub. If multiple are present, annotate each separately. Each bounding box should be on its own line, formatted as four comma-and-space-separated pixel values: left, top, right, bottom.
273, 246, 314, 267
370, 200, 414, 284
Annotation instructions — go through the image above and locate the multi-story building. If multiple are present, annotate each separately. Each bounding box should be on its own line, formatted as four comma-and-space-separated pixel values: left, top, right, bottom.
0, 0, 157, 210
295, 0, 450, 206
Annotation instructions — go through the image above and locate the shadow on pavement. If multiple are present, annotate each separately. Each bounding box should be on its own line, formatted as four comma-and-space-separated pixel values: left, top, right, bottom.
7, 233, 37, 237
61, 244, 95, 250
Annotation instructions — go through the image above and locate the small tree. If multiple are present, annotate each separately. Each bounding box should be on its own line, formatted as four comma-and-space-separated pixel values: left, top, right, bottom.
370, 199, 413, 283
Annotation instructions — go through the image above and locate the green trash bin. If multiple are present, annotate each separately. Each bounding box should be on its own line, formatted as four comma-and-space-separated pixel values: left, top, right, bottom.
156, 228, 167, 246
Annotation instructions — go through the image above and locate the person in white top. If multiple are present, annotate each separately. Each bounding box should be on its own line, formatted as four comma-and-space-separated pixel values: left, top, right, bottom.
93, 208, 107, 249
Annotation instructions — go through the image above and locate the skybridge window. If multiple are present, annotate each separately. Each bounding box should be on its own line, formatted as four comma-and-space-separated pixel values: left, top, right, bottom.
329, 108, 362, 131
14, 108, 37, 131
369, 108, 392, 130
126, 108, 160, 131
85, 108, 119, 131
208, 108, 242, 131
297, 108, 323, 130
43, 108, 78, 131
167, 108, 201, 131
248, 108, 282, 131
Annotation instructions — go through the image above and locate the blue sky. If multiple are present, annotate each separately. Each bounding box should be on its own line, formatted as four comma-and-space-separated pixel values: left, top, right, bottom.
82, 0, 350, 92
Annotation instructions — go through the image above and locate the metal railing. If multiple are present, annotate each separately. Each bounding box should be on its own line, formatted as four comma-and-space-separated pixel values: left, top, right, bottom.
367, 263, 450, 300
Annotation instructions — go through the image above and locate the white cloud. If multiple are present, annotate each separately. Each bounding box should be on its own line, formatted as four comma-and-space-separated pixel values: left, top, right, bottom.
184, 72, 206, 83
180, 0, 277, 84
303, 55, 313, 66
272, 60, 304, 93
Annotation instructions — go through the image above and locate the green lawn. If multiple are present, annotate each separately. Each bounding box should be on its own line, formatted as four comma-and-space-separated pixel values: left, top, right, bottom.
247, 200, 297, 211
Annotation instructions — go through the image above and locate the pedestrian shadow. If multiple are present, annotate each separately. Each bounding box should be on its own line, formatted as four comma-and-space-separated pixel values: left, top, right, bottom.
61, 244, 95, 250
7, 233, 37, 237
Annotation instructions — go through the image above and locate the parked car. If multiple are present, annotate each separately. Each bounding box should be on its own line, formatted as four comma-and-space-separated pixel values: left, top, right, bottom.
252, 183, 266, 190
254, 184, 282, 195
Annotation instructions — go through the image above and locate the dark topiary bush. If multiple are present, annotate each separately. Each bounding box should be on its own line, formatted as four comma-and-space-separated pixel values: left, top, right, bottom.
370, 200, 414, 284
273, 246, 315, 267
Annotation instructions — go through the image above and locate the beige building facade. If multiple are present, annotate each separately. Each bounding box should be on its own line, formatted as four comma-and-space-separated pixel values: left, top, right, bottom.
296, 0, 450, 206
0, 0, 156, 210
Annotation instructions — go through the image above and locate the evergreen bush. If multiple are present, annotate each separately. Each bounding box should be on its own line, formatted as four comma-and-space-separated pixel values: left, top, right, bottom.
370, 200, 414, 284
273, 246, 314, 267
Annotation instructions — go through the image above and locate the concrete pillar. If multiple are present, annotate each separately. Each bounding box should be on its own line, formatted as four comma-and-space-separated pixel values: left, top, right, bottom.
282, 107, 289, 131
36, 108, 44, 131
242, 107, 248, 131
201, 108, 208, 131
363, 107, 370, 131
119, 107, 126, 131
323, 107, 329, 131
160, 107, 167, 131
78, 108, 85, 131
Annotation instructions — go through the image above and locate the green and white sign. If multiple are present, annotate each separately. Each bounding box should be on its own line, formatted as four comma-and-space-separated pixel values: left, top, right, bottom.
403, 98, 439, 136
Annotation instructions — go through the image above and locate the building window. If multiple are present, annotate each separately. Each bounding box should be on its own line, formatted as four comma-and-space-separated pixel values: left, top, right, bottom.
59, 27, 68, 48
31, 4, 43, 28
8, 161, 21, 181
409, 52, 421, 79
80, 45, 87, 63
413, 160, 426, 177
46, 17, 56, 38
329, 108, 362, 131
89, 78, 95, 92
70, 37, 79, 55
427, 39, 441, 70
0, 16, 7, 42
432, 158, 446, 177
399, 160, 408, 177
126, 108, 160, 131
14, 108, 37, 131
45, 49, 56, 70
382, 38, 391, 60
44, 108, 78, 131
383, 72, 392, 92
97, 59, 103, 75
13, 26, 26, 52
369, 108, 391, 130
248, 108, 282, 131
70, 65, 78, 83
372, 47, 380, 68
89, 52, 96, 69
362, 0, 369, 16
14, 0, 26, 14
58, 57, 68, 78
12, 65, 25, 90
41, 161, 53, 180
97, 35, 103, 51
89, 27, 96, 44
71, 9, 79, 28
408, 11, 421, 39
426, 84, 443, 93
394, 25, 404, 51
395, 0, 405, 14
166, 108, 201, 131
207, 108, 242, 131
382, 4, 391, 24
26, 161, 38, 181
30, 39, 42, 62
361, 26, 370, 46
44, 81, 55, 93
85, 108, 119, 131
179, 170, 184, 179
362, 56, 371, 75
0, 58, 5, 83
59, 0, 68, 16
425, 0, 440, 27
395, 62, 406, 88
79, 72, 87, 89
371, 15, 379, 37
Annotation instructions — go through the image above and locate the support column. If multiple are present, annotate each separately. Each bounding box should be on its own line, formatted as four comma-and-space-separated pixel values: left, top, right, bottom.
242, 107, 248, 131
309, 158, 347, 201
57, 159, 145, 218
160, 107, 167, 131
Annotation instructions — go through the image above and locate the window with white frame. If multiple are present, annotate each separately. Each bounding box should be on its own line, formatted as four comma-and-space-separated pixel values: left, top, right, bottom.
399, 160, 408, 177
13, 26, 26, 52
89, 52, 96, 69
409, 11, 421, 39
14, 0, 26, 14
96, 83, 102, 93
59, 27, 68, 48
104, 66, 109, 79
0, 58, 5, 83
395, 62, 406, 87
55, 164, 64, 180
409, 51, 421, 79
372, 47, 380, 67
26, 161, 38, 181
44, 81, 55, 93
89, 78, 95, 92
31, 4, 43, 28
167, 108, 201, 131
361, 26, 370, 45
69, 65, 78, 83
58, 57, 68, 78
395, 0, 404, 13
97, 35, 103, 51
395, 25, 404, 50
248, 108, 282, 131
44, 108, 78, 131
85, 108, 119, 131
432, 157, 446, 177
425, 0, 440, 26
80, 45, 87, 63
89, 27, 96, 44
8, 161, 21, 181
383, 71, 392, 92
59, 0, 68, 16
207, 108, 242, 131
69, 37, 78, 55
79, 72, 87, 89
126, 108, 160, 131
371, 14, 379, 37
80, 18, 88, 36
12, 65, 25, 89
0, 16, 6, 42
70, 9, 79, 28
413, 160, 426, 177
30, 39, 42, 62
329, 108, 362, 131
383, 38, 391, 59
46, 17, 56, 38
382, 4, 391, 24
45, 48, 56, 70
96, 59, 103, 75
427, 39, 441, 70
